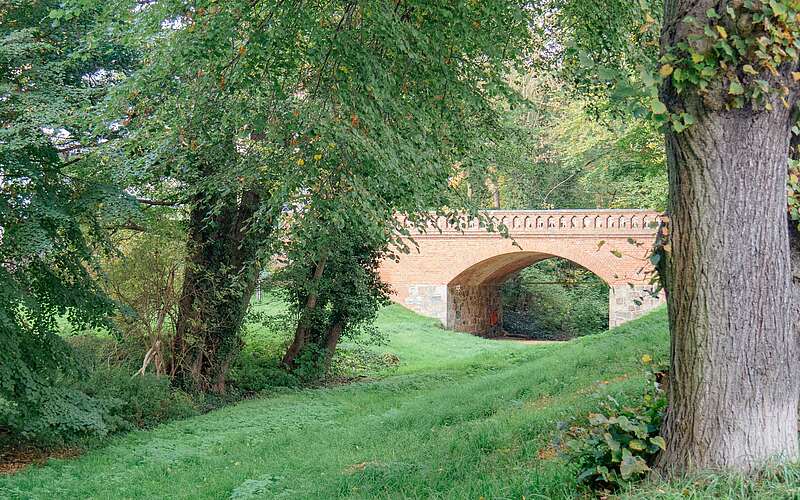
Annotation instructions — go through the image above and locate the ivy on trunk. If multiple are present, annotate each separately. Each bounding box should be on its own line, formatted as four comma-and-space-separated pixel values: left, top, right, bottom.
172, 189, 265, 393
656, 0, 800, 475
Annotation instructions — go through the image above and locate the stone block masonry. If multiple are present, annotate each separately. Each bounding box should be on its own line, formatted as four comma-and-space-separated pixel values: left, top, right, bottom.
609, 284, 664, 328
405, 284, 448, 325
447, 284, 503, 337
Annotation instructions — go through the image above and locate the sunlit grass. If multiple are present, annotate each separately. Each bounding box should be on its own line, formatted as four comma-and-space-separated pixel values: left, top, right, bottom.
9, 303, 798, 499
23, 304, 799, 499
1, 303, 674, 498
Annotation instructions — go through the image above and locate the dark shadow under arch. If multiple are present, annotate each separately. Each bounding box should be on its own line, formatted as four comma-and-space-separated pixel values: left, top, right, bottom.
445, 251, 612, 337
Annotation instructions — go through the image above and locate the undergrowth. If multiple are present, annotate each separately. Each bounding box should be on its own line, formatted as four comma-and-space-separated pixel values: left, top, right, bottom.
3, 305, 796, 499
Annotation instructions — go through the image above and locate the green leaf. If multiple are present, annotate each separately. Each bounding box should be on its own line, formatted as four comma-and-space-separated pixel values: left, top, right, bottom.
597, 66, 618, 80
729, 80, 745, 95
620, 449, 650, 479
577, 467, 596, 483
650, 99, 667, 115
701, 66, 717, 78
604, 432, 621, 452
650, 436, 667, 450
770, 0, 787, 17
615, 416, 636, 432
566, 439, 583, 451
629, 439, 646, 451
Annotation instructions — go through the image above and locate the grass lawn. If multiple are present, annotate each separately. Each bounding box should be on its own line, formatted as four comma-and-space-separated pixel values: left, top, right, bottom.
2, 304, 798, 499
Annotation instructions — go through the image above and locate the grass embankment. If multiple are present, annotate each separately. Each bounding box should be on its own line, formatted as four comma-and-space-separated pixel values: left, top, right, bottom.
2, 305, 798, 499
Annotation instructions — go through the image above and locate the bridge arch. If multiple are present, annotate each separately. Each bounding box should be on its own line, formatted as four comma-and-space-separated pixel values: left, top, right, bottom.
449, 251, 612, 288
447, 251, 614, 336
378, 209, 665, 336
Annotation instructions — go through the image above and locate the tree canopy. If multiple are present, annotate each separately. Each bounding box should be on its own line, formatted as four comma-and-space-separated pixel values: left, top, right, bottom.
4, 0, 800, 482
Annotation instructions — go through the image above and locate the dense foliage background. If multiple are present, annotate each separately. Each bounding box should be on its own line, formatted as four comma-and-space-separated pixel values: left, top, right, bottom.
5, 0, 798, 494
1, 0, 667, 451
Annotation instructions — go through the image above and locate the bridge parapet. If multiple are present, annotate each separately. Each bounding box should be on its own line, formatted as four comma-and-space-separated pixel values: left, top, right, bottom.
409, 209, 661, 237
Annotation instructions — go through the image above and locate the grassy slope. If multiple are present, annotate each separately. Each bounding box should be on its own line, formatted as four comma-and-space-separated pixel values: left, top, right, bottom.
4, 304, 797, 499
1, 305, 669, 499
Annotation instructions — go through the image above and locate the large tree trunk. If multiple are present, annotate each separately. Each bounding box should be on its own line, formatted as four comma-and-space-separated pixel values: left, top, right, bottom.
321, 318, 346, 373
657, 1, 800, 474
172, 189, 263, 393
790, 217, 800, 347
281, 257, 327, 369
789, 138, 800, 423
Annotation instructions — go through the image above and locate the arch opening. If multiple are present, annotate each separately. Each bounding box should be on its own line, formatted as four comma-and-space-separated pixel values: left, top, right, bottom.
446, 252, 611, 337
500, 259, 609, 340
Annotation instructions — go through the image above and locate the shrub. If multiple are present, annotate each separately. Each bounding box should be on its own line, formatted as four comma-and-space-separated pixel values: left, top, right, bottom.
0, 338, 201, 449
68, 334, 199, 431
102, 230, 185, 378
229, 351, 301, 393
5, 368, 199, 448
0, 329, 125, 447
502, 311, 573, 340
0, 396, 17, 424
229, 314, 302, 393
67, 335, 141, 372
67, 329, 199, 430
230, 310, 397, 390
77, 368, 198, 430
5, 385, 125, 446
564, 357, 667, 492
330, 345, 400, 379
501, 260, 609, 339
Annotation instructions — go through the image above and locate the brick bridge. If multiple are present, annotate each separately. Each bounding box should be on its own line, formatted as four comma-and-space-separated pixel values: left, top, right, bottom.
379, 209, 665, 336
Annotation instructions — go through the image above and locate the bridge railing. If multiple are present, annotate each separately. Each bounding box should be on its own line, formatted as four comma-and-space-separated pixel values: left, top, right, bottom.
405, 209, 662, 236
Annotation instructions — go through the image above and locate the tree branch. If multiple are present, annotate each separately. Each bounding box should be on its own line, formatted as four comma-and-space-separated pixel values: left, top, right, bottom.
136, 197, 185, 207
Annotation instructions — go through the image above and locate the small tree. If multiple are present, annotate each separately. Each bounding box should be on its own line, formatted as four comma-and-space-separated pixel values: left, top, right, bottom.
0, 0, 130, 441
277, 201, 391, 374
98, 0, 534, 392
104, 231, 184, 377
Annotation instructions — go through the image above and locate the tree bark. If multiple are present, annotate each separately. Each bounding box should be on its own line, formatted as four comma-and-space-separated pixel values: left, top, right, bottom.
789, 217, 800, 350
322, 318, 346, 373
281, 256, 327, 369
789, 137, 800, 411
657, 1, 800, 474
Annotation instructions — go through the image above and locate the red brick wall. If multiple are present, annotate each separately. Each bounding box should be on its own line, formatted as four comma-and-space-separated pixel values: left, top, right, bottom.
379, 210, 664, 334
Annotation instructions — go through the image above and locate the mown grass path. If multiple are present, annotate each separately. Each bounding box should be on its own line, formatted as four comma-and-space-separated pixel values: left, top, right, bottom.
1, 306, 669, 499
